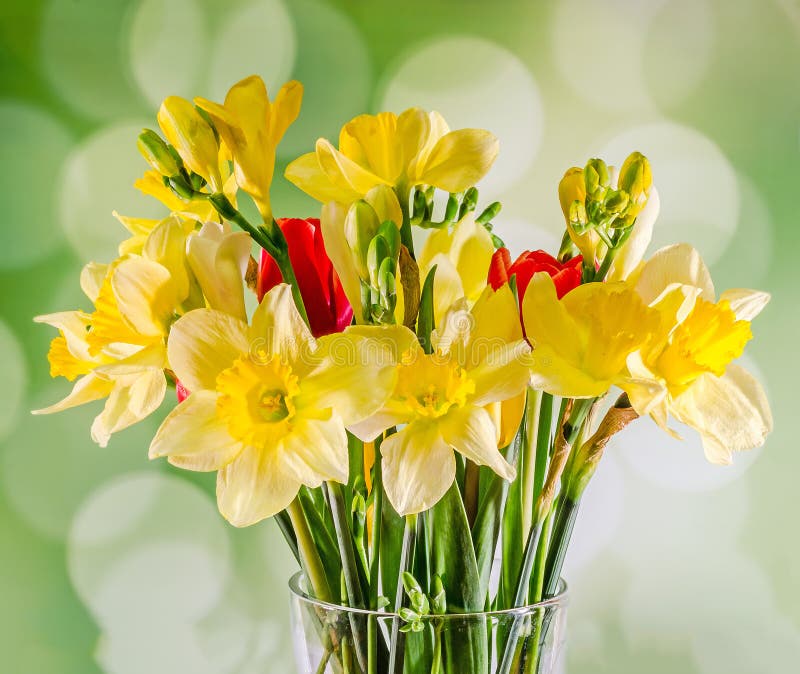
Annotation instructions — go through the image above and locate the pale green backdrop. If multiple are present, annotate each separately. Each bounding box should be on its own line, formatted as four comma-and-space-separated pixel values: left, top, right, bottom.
1, 0, 798, 672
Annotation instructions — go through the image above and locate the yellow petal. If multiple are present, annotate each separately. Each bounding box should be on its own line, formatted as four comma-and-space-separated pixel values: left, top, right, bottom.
112, 257, 180, 338
80, 262, 110, 303
381, 421, 456, 515
440, 405, 516, 481
468, 284, 524, 362
316, 138, 389, 196
364, 184, 403, 229
468, 340, 531, 406
217, 445, 302, 526
297, 329, 399, 426
268, 80, 303, 146
280, 415, 349, 485
94, 342, 167, 376
158, 96, 222, 190
718, 288, 771, 321
186, 222, 250, 321
522, 272, 583, 367
671, 364, 772, 464
340, 112, 402, 182
32, 373, 114, 415
149, 390, 243, 471
90, 369, 166, 447
415, 129, 499, 192
167, 308, 249, 392
285, 152, 358, 204
35, 310, 93, 364
250, 284, 316, 368
143, 216, 193, 301
636, 243, 715, 305
320, 201, 363, 311
497, 393, 525, 449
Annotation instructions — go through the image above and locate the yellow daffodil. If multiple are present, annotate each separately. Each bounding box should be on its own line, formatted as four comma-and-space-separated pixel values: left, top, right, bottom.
285, 108, 499, 206
522, 272, 661, 399
33, 255, 180, 446
195, 76, 303, 222
148, 284, 398, 526
627, 243, 773, 463
417, 213, 495, 323
349, 285, 530, 515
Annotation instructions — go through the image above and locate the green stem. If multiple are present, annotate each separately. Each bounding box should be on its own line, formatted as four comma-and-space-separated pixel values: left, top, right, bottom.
388, 514, 418, 674
287, 498, 332, 602
521, 389, 541, 538
533, 393, 553, 503
274, 509, 300, 565
208, 192, 309, 324
367, 437, 384, 674
431, 623, 443, 674
542, 496, 580, 599
525, 510, 554, 673
326, 482, 368, 672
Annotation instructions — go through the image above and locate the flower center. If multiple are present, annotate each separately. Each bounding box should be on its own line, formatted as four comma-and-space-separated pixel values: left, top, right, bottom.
396, 352, 475, 419
216, 354, 300, 446
654, 299, 752, 395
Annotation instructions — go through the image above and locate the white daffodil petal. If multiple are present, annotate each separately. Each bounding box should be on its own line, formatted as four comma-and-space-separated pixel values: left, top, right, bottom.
149, 390, 243, 471
636, 243, 715, 305
90, 370, 166, 447
671, 364, 773, 464
719, 288, 771, 321
250, 284, 315, 366
32, 373, 114, 415
280, 415, 349, 485
167, 308, 249, 392
216, 445, 302, 527
440, 405, 516, 481
381, 422, 456, 515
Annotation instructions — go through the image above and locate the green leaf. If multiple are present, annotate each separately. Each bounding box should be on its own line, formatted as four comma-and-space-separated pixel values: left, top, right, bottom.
430, 482, 488, 672
417, 265, 437, 353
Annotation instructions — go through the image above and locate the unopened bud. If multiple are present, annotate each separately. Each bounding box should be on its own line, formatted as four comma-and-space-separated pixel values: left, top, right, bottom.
617, 151, 652, 211
377, 220, 400, 260
568, 199, 588, 228
583, 158, 609, 195
367, 234, 391, 285
603, 189, 629, 215
137, 129, 181, 176
444, 193, 461, 223
476, 201, 502, 225
345, 200, 381, 279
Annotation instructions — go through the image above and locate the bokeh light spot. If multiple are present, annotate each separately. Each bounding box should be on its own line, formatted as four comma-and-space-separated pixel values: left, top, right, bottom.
0, 101, 73, 269
0, 319, 27, 443
380, 35, 543, 196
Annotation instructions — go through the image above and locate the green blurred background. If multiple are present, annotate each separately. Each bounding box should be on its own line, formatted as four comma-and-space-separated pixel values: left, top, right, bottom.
1, 0, 798, 671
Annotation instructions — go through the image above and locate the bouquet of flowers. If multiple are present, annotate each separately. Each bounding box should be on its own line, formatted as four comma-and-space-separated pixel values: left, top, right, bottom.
35, 75, 773, 674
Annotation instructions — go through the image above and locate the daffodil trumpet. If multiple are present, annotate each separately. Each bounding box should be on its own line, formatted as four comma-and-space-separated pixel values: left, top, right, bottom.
34, 72, 773, 674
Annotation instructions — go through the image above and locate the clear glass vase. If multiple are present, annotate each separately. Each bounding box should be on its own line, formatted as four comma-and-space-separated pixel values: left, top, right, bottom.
289, 572, 568, 674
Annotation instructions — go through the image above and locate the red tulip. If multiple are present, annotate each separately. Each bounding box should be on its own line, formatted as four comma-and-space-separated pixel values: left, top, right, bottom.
488, 248, 583, 302
258, 218, 353, 337
176, 380, 190, 403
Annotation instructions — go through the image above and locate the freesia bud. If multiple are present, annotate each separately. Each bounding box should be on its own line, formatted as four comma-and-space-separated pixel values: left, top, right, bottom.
603, 189, 629, 215
617, 151, 652, 212
583, 158, 609, 195
344, 200, 381, 280
137, 129, 181, 177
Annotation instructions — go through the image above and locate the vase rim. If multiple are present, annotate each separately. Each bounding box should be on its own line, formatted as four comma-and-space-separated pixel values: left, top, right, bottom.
288, 571, 569, 618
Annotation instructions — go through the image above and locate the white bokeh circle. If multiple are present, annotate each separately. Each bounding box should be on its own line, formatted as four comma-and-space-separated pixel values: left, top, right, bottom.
0, 320, 27, 442
598, 121, 740, 266
40, 0, 146, 121
68, 472, 231, 630
278, 0, 371, 159
498, 219, 561, 259
0, 101, 73, 269
129, 0, 208, 108
206, 0, 296, 103
380, 36, 543, 196
59, 122, 165, 263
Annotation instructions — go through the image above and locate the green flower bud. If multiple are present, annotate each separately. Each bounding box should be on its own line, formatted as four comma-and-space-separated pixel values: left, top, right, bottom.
584, 158, 609, 195
476, 200, 502, 225
377, 220, 400, 260
431, 575, 447, 615
444, 193, 461, 223
345, 200, 381, 280
137, 129, 181, 176
603, 189, 629, 215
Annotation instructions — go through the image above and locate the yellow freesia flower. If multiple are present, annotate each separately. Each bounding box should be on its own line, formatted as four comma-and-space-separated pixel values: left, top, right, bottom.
158, 95, 224, 191
417, 213, 496, 323
285, 108, 499, 206
195, 76, 303, 222
627, 243, 773, 463
148, 284, 398, 526
522, 272, 661, 399
349, 285, 530, 515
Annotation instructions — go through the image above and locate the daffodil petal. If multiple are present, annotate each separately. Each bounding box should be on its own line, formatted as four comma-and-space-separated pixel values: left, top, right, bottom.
90, 369, 166, 447
168, 308, 249, 392
80, 262, 110, 302
636, 243, 715, 305
286, 152, 358, 203
94, 342, 167, 375
32, 373, 114, 415
250, 284, 315, 366
440, 405, 516, 481
381, 422, 456, 515
280, 414, 349, 485
112, 257, 179, 337
143, 216, 193, 301
217, 445, 302, 526
298, 330, 399, 426
671, 364, 773, 464
149, 390, 243, 471
469, 340, 531, 406
719, 288, 771, 321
